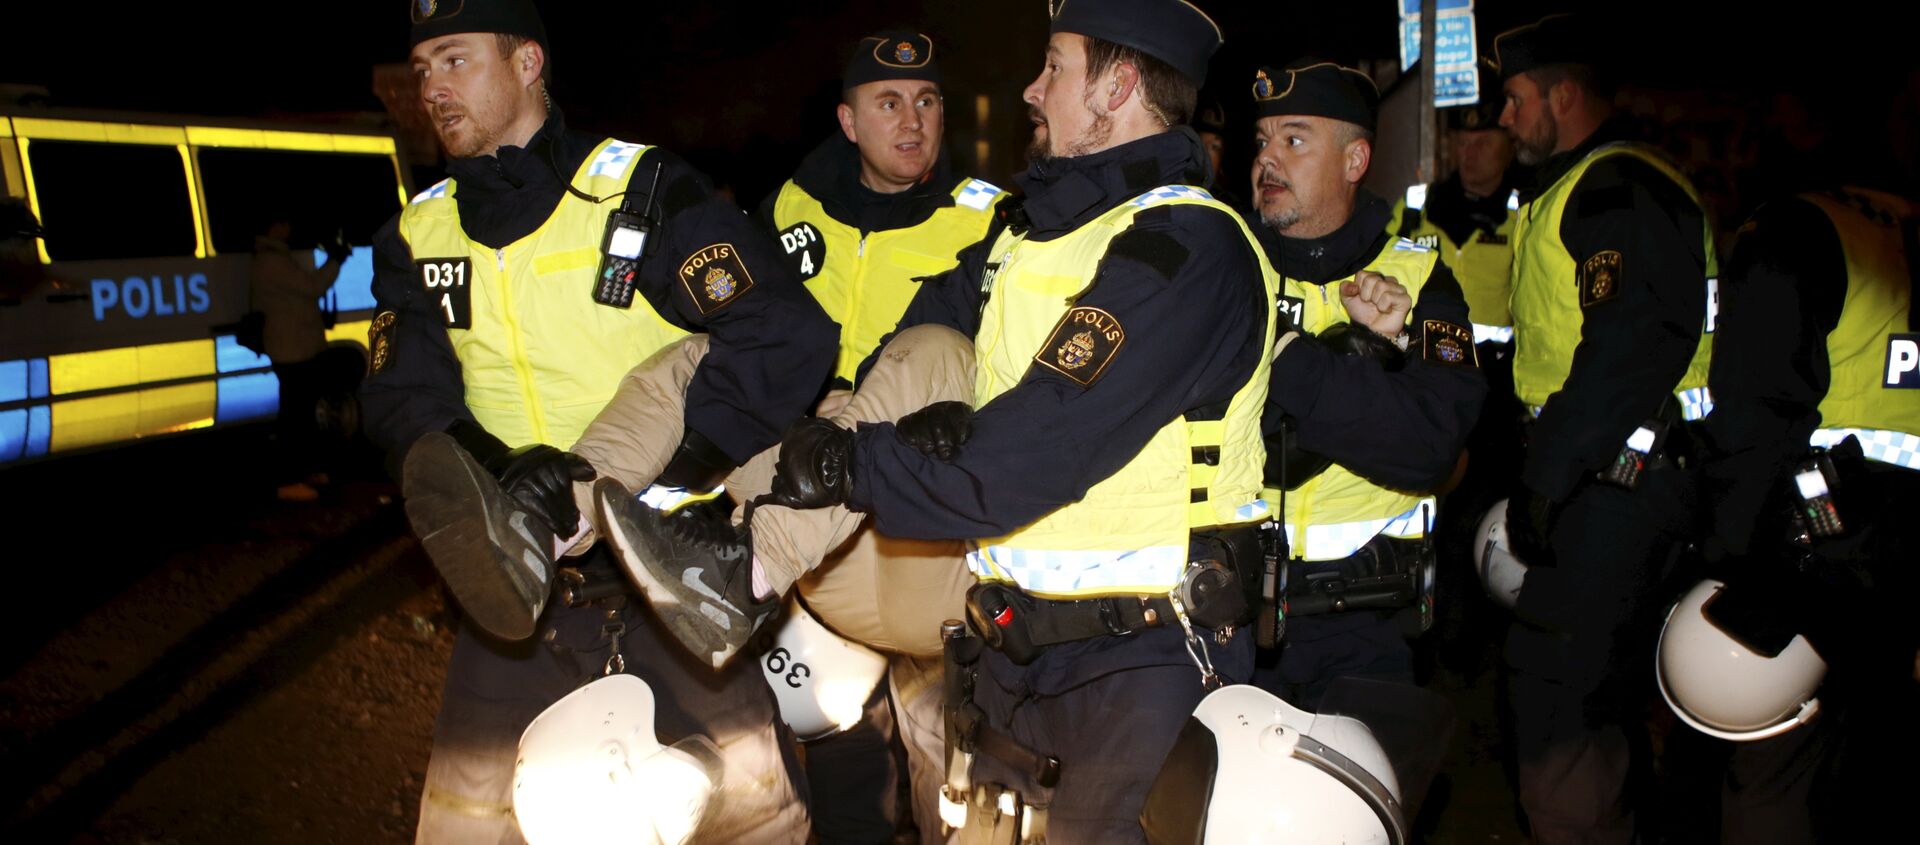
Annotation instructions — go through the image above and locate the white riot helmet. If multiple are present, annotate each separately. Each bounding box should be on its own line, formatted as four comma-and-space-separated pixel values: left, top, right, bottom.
758, 597, 889, 741
1141, 684, 1408, 844
513, 674, 722, 845
1657, 579, 1826, 741
1472, 498, 1529, 610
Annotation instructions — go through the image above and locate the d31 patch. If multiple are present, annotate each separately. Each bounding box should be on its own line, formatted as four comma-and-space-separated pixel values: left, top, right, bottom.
777, 222, 825, 280
1579, 250, 1623, 307
1422, 319, 1478, 367
1035, 306, 1125, 386
369, 310, 398, 374
417, 257, 472, 328
1275, 294, 1306, 331
679, 243, 755, 315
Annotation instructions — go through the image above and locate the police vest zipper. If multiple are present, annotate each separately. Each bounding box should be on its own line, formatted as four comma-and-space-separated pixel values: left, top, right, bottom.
495, 245, 547, 443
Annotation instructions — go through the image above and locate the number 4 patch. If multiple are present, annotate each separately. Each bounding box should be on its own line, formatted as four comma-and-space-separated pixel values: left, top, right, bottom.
417, 257, 472, 329
777, 222, 825, 280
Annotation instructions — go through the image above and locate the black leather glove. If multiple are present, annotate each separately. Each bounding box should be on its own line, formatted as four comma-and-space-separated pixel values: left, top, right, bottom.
444, 420, 594, 535
654, 428, 735, 492
491, 444, 596, 535
895, 401, 973, 462
769, 418, 855, 510
1318, 321, 1407, 372
1506, 484, 1560, 568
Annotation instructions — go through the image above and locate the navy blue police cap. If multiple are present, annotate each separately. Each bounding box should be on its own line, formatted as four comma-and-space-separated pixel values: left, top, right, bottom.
1049, 0, 1224, 88
1491, 14, 1597, 80
410, 0, 548, 49
1250, 61, 1380, 132
844, 30, 942, 90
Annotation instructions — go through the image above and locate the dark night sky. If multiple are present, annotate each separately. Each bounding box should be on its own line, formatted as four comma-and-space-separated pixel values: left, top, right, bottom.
4, 1, 1915, 200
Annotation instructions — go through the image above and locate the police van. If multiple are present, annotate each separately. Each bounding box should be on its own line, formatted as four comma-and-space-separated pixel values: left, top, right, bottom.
0, 107, 411, 466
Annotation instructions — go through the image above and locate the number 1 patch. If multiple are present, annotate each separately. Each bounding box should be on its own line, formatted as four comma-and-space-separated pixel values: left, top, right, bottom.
1035, 306, 1125, 386
417, 257, 472, 329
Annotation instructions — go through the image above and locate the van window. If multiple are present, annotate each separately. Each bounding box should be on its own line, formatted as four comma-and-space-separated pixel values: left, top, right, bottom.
30, 141, 197, 261
198, 149, 402, 253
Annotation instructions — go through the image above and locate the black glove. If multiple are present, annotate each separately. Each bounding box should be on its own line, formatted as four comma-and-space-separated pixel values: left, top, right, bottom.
444, 420, 595, 535
1317, 321, 1406, 372
1506, 484, 1560, 568
654, 428, 735, 492
491, 444, 596, 536
895, 401, 973, 462
769, 418, 855, 510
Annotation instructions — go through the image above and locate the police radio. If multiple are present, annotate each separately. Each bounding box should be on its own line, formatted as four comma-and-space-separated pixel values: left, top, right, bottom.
592, 162, 664, 309
1791, 450, 1847, 539
1598, 420, 1668, 490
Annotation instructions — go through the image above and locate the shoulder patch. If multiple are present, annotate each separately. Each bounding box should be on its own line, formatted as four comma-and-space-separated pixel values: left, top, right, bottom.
369, 310, 398, 374
1034, 306, 1126, 387
679, 243, 756, 315
1421, 319, 1478, 368
954, 179, 1005, 211
1579, 250, 1623, 307
410, 179, 450, 205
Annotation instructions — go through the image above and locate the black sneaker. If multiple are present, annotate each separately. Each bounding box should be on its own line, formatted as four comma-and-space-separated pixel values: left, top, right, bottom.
594, 477, 775, 668
402, 432, 552, 641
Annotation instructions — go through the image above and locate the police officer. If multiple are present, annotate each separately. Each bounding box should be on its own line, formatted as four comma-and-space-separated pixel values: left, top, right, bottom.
607, 1, 1287, 838
1243, 61, 1486, 708
1693, 182, 1920, 841
1492, 15, 1720, 843
1386, 59, 1521, 348
359, 1, 830, 840
757, 30, 1005, 843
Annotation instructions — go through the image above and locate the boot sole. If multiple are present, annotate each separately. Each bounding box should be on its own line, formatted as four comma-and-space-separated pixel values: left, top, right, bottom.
402, 432, 546, 641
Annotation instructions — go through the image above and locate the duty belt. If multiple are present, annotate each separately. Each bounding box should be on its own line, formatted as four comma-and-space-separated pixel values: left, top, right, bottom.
964, 525, 1261, 665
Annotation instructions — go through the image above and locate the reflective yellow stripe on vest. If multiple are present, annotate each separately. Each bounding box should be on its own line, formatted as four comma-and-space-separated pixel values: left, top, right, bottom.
966, 185, 1275, 597
775, 177, 1003, 382
1268, 237, 1440, 561
398, 139, 690, 450
1509, 142, 1718, 416
1799, 189, 1920, 461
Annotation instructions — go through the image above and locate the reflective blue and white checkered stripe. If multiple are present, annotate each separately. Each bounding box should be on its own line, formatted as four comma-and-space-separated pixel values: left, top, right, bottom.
1391, 237, 1431, 252
1231, 499, 1271, 521
1130, 185, 1214, 207
1286, 500, 1432, 561
410, 179, 450, 205
955, 179, 1004, 211
1809, 428, 1920, 470
965, 544, 1188, 594
587, 141, 647, 180
637, 483, 725, 512
1676, 387, 1714, 421
1404, 183, 1429, 211
1472, 324, 1514, 344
